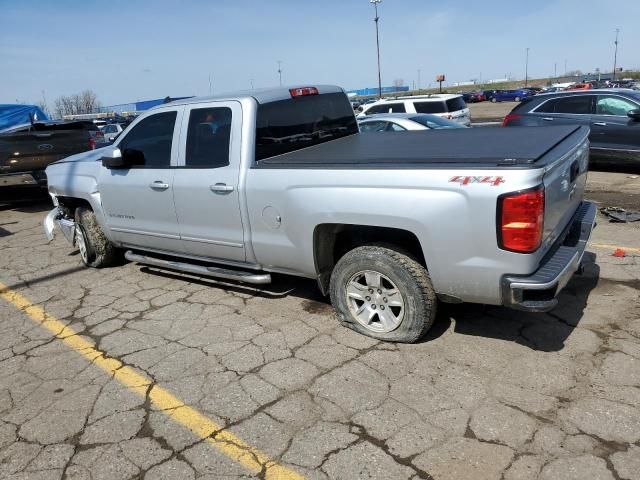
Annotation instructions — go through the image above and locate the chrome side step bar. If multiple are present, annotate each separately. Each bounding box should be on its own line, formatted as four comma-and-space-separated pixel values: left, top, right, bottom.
124, 251, 272, 285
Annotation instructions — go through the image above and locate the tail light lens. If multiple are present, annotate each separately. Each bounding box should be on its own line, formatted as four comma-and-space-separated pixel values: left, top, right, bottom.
498, 186, 544, 253
88, 137, 96, 150
501, 113, 522, 127
96, 131, 104, 138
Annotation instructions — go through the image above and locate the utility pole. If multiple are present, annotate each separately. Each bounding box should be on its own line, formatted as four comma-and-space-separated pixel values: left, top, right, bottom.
417, 69, 421, 91
370, 0, 383, 99
208, 74, 212, 95
250, 79, 254, 90
554, 63, 557, 80
277, 61, 283, 87
525, 47, 530, 87
564, 59, 567, 77
612, 28, 620, 82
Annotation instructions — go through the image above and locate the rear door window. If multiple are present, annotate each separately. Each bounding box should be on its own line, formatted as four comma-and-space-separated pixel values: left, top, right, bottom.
552, 96, 594, 115
365, 104, 389, 115
388, 103, 406, 113
445, 97, 467, 112
414, 101, 446, 114
185, 107, 232, 168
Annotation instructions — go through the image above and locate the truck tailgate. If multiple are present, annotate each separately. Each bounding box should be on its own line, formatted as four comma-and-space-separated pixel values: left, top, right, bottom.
0, 129, 88, 175
541, 128, 590, 250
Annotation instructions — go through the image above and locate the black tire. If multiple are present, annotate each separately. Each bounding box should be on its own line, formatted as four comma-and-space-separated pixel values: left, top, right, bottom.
514, 96, 521, 102
491, 97, 497, 103
74, 207, 120, 268
329, 245, 437, 343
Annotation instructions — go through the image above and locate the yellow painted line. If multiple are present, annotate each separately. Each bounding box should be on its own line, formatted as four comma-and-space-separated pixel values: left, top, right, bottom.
589, 243, 640, 254
0, 282, 303, 480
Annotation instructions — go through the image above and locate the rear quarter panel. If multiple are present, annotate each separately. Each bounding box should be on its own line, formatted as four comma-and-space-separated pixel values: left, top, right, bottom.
246, 166, 548, 305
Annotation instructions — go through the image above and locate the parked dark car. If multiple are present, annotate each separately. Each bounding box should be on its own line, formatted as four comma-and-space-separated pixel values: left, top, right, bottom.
0, 120, 107, 189
502, 89, 640, 165
462, 91, 484, 103
487, 89, 534, 102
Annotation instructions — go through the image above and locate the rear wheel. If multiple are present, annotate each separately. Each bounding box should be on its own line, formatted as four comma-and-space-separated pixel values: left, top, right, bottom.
329, 246, 437, 343
74, 207, 120, 268
514, 96, 521, 102
491, 97, 497, 103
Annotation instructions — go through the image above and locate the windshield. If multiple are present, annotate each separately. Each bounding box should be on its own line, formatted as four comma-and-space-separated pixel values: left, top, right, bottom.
409, 114, 465, 129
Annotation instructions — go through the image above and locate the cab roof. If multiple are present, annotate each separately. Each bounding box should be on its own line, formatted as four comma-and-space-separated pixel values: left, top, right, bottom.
157, 85, 345, 109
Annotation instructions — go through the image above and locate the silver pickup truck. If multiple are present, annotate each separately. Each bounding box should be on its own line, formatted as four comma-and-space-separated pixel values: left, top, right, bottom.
43, 85, 596, 343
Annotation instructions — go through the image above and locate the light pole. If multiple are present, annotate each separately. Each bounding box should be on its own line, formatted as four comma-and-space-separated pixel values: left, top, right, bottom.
612, 28, 620, 82
277, 61, 283, 87
554, 63, 557, 80
525, 47, 530, 87
370, 0, 383, 99
417, 69, 421, 91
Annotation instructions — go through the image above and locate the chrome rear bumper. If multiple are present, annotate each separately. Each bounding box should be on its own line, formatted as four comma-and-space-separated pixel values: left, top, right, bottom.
501, 201, 597, 312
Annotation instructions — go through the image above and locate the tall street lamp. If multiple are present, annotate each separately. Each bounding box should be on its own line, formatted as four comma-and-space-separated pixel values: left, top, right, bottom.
370, 0, 383, 99
612, 28, 620, 82
277, 61, 283, 87
525, 47, 530, 87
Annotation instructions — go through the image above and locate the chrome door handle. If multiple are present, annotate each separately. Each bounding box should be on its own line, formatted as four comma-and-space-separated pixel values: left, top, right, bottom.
210, 183, 234, 193
542, 117, 554, 121
149, 181, 169, 190
593, 122, 607, 126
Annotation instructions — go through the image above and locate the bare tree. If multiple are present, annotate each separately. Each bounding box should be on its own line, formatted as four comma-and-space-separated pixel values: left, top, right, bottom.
53, 89, 101, 118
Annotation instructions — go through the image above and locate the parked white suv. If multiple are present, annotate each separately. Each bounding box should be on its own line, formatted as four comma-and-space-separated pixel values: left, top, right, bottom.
357, 94, 471, 126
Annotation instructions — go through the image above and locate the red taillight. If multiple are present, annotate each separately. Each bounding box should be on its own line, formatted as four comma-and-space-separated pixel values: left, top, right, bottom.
498, 187, 544, 253
96, 131, 104, 138
289, 87, 319, 97
501, 113, 522, 127
88, 138, 96, 150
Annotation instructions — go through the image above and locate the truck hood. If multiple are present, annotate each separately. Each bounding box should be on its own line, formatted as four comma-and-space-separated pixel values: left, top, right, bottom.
49, 146, 108, 166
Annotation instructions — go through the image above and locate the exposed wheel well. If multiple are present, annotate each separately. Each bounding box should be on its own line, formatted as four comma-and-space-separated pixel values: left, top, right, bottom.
313, 223, 426, 295
56, 197, 92, 219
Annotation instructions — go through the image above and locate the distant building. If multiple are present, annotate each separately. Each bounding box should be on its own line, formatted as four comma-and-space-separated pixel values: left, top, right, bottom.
452, 81, 475, 87
486, 78, 510, 84
347, 86, 410, 97
96, 96, 193, 115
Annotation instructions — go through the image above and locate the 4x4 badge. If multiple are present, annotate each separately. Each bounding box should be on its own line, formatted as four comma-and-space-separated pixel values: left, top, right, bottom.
449, 176, 505, 186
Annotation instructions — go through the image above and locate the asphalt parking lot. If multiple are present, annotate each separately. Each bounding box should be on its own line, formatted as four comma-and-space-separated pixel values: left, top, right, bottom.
0, 171, 639, 480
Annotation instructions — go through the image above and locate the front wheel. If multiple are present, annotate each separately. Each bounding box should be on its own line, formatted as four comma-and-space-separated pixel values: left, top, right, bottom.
329, 246, 437, 343
491, 97, 497, 103
74, 207, 120, 268
514, 96, 521, 102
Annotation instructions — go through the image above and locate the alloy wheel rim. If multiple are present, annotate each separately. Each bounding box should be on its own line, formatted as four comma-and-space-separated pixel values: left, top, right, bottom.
75, 225, 88, 264
345, 270, 405, 333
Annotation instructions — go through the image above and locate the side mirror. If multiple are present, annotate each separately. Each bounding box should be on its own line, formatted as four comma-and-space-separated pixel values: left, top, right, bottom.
627, 109, 640, 121
101, 148, 126, 168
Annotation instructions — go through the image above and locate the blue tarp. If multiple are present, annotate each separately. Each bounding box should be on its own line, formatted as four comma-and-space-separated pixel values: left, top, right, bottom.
0, 104, 49, 132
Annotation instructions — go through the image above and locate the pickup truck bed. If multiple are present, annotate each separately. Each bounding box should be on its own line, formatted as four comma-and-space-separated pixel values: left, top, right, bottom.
257, 125, 584, 168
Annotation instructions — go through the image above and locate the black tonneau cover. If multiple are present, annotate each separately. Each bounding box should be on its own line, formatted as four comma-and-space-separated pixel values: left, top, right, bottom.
256, 125, 585, 169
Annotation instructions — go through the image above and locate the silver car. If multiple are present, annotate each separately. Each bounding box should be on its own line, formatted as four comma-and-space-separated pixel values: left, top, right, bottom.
359, 113, 468, 132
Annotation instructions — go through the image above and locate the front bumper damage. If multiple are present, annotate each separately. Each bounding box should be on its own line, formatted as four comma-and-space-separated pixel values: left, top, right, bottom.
43, 207, 75, 245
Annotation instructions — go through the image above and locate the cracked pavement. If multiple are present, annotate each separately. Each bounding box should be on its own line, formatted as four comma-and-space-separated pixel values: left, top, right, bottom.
1, 172, 639, 480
